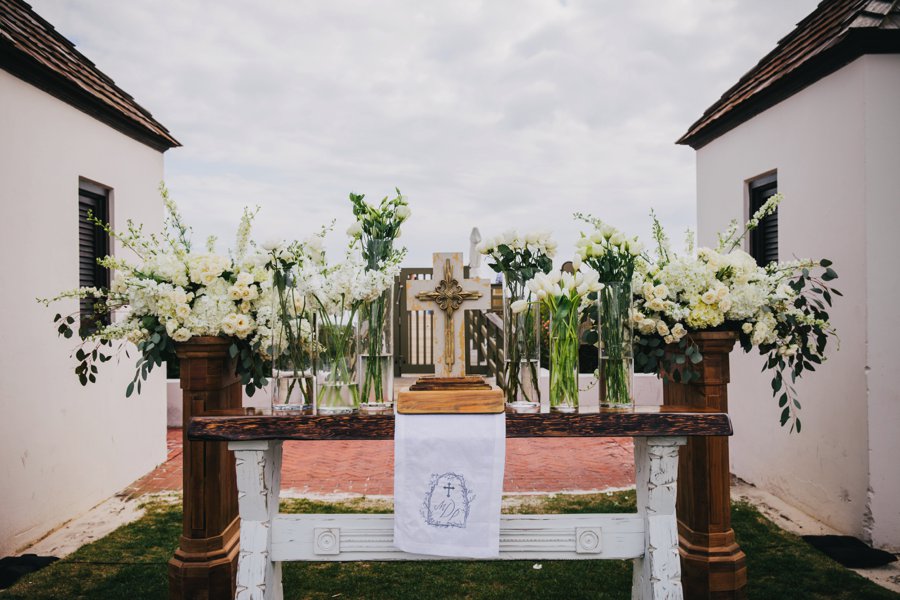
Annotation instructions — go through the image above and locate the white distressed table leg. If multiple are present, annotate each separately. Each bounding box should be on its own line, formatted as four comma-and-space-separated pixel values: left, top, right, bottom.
230, 440, 284, 600
631, 436, 686, 600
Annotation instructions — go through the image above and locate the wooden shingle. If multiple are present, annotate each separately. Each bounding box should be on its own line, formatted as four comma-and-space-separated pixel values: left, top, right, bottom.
0, 0, 179, 151
678, 0, 900, 149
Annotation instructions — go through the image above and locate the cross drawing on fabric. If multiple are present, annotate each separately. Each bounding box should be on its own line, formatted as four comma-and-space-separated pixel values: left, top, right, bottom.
422, 472, 474, 529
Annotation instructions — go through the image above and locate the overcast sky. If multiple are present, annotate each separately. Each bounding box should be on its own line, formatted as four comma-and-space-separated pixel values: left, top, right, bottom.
32, 0, 819, 267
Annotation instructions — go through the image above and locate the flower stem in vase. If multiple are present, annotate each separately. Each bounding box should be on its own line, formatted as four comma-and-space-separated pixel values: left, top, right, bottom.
599, 282, 634, 409
549, 296, 581, 412
271, 268, 315, 413
503, 275, 541, 412
316, 319, 359, 415
358, 288, 394, 413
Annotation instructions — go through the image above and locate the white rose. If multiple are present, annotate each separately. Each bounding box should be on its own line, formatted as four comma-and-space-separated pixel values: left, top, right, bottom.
639, 319, 656, 334
656, 321, 670, 336
165, 319, 179, 336
701, 290, 717, 305
262, 238, 283, 251
648, 298, 666, 312
653, 284, 669, 300
742, 322, 753, 334
172, 327, 192, 343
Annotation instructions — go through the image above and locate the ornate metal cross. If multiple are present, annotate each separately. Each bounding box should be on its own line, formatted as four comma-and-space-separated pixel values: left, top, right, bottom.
406, 252, 491, 377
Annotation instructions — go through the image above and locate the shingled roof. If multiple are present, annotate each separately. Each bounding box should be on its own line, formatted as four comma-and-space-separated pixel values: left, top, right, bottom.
0, 0, 179, 151
678, 0, 900, 149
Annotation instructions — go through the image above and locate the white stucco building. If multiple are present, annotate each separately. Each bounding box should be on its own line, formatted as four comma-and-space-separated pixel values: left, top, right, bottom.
0, 1, 179, 556
679, 0, 900, 551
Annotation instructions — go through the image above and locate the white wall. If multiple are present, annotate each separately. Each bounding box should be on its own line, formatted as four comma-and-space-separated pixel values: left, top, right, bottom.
696, 58, 873, 539
0, 70, 168, 555
861, 55, 900, 552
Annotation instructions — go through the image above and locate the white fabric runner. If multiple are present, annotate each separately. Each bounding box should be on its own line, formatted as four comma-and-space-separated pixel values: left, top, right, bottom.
393, 413, 506, 558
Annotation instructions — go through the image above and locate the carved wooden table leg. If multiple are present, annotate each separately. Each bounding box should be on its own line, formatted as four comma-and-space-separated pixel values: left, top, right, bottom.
632, 436, 686, 600
231, 440, 284, 600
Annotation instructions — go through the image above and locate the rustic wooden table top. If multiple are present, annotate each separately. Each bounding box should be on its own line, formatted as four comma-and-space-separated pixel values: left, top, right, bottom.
188, 406, 732, 441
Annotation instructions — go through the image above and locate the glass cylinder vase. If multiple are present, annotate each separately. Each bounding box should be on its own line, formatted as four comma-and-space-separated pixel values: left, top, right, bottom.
549, 296, 581, 413
502, 273, 541, 412
270, 268, 315, 413
598, 281, 634, 409
316, 315, 358, 415
358, 287, 395, 414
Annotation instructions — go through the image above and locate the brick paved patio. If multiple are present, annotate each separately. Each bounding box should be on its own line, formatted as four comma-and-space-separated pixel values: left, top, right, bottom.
126, 428, 635, 497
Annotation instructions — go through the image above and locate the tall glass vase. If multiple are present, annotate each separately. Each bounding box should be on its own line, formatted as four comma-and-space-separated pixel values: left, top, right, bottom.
598, 282, 634, 409
502, 273, 541, 412
549, 297, 581, 413
270, 268, 315, 413
316, 314, 358, 415
358, 287, 394, 414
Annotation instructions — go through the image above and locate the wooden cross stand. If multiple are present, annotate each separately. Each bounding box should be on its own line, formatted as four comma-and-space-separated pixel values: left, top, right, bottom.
189, 407, 732, 600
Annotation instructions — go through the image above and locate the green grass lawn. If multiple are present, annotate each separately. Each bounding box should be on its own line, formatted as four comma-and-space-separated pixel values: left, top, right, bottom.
4, 492, 897, 600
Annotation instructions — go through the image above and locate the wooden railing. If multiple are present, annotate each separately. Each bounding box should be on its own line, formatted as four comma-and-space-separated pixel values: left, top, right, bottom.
467, 310, 505, 386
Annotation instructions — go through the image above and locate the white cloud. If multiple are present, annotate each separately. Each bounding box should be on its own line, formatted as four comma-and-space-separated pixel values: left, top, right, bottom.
30, 0, 819, 265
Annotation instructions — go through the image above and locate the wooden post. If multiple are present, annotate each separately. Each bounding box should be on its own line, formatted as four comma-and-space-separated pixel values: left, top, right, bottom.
231, 440, 283, 600
168, 336, 244, 599
632, 436, 686, 600
663, 331, 747, 599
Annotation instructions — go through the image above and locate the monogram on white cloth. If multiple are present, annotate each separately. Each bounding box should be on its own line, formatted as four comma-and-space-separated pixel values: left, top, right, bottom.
393, 413, 506, 558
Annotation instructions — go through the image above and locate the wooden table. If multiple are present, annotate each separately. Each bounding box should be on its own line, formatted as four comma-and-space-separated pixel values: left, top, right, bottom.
189, 408, 731, 600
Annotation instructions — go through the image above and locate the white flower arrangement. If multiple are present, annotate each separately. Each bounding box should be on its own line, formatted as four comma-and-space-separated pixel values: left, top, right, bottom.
632, 195, 839, 432
42, 185, 274, 396
477, 229, 558, 268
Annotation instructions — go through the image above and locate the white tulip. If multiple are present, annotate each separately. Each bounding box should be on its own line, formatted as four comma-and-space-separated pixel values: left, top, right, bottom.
510, 299, 528, 314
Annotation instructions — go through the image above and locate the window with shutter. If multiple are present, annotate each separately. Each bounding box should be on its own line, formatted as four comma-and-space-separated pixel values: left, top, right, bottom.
748, 174, 778, 267
78, 183, 111, 330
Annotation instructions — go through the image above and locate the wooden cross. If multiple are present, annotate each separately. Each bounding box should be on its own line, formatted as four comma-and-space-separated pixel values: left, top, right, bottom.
406, 252, 491, 377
